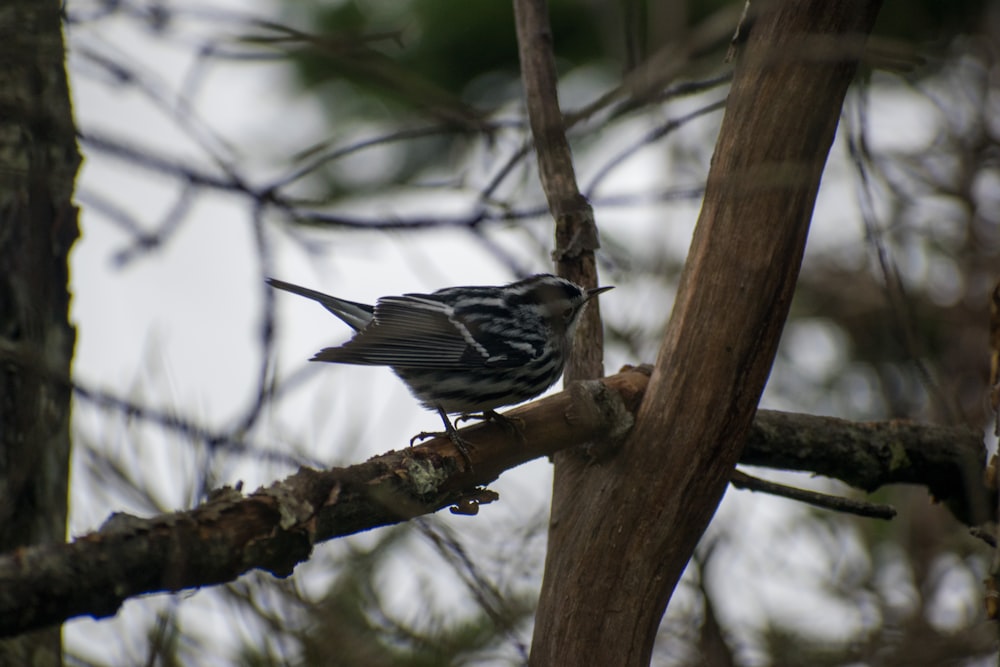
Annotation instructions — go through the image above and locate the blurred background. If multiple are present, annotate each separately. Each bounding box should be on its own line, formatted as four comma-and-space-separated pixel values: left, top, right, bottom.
65, 0, 999, 664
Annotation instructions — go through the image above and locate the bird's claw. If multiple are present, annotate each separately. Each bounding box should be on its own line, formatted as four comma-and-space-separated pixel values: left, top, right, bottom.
458, 410, 525, 444
409, 429, 474, 472
446, 431, 474, 471
409, 430, 443, 446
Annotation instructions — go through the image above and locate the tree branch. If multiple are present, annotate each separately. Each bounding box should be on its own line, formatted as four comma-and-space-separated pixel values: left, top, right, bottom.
744, 410, 991, 525
528, 1, 885, 663
0, 367, 988, 638
730, 469, 897, 520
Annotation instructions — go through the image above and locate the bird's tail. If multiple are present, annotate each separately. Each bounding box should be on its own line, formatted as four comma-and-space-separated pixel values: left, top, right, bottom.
266, 278, 374, 331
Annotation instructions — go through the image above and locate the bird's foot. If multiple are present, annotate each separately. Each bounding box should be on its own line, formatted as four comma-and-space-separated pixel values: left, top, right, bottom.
457, 409, 525, 444
409, 431, 443, 446
410, 426, 474, 472
445, 430, 474, 471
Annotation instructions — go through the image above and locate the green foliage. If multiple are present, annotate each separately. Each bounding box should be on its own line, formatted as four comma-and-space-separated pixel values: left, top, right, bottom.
296, 0, 607, 108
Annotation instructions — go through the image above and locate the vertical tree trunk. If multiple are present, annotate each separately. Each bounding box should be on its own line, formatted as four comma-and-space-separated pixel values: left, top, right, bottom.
531, 1, 882, 663
0, 1, 81, 664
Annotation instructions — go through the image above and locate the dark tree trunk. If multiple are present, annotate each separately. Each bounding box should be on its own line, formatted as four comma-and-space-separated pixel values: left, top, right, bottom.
0, 0, 81, 664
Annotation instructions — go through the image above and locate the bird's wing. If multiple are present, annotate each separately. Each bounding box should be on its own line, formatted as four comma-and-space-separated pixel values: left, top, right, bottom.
313, 295, 533, 368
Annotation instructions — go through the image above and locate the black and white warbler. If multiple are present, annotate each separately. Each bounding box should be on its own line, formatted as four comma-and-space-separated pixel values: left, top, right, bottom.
267, 274, 612, 466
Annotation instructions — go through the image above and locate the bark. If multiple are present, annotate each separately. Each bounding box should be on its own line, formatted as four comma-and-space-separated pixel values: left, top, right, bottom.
511, 0, 604, 360
529, 1, 883, 664
0, 367, 985, 639
0, 0, 80, 664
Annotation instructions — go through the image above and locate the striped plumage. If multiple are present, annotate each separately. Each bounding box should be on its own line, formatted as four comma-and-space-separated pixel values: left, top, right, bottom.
267, 274, 612, 462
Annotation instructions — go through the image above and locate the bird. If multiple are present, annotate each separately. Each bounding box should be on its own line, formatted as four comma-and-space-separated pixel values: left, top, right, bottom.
267, 274, 612, 468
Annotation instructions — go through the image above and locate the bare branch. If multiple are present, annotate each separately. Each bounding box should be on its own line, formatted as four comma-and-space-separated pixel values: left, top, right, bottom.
744, 410, 991, 525
0, 367, 989, 638
730, 470, 897, 520
512, 0, 604, 344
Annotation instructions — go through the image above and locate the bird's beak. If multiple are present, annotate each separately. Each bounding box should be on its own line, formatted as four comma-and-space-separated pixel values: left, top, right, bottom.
586, 285, 614, 299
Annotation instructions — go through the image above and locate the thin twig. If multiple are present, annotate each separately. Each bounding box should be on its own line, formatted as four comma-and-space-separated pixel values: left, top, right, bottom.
731, 469, 897, 520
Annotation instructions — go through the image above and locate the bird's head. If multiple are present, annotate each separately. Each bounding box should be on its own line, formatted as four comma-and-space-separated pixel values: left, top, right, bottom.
508, 274, 613, 337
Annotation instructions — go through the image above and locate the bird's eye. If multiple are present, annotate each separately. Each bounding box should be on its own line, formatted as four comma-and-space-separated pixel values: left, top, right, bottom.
561, 306, 574, 320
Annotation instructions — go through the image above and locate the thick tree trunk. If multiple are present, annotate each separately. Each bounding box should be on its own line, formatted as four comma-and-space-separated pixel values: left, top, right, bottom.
530, 1, 883, 664
0, 1, 81, 664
